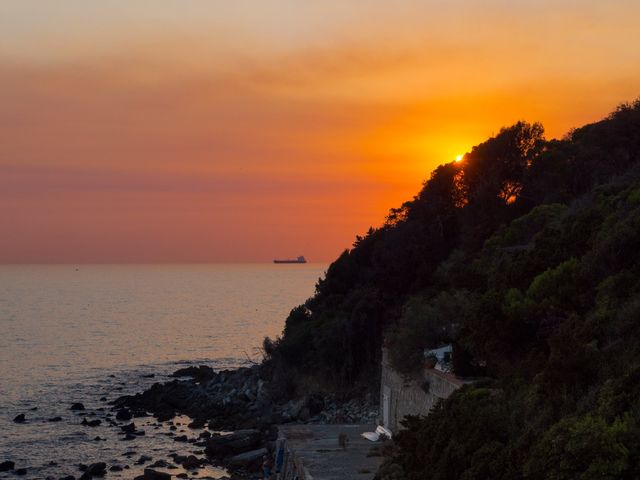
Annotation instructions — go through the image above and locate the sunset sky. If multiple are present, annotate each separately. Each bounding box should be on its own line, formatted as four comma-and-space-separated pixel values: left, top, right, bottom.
1, 1, 639, 263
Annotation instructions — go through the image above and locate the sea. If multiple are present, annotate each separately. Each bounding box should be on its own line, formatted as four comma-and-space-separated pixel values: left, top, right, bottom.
0, 264, 326, 479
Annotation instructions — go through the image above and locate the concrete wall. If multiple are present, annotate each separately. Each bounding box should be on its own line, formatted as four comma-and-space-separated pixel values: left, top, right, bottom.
379, 348, 464, 433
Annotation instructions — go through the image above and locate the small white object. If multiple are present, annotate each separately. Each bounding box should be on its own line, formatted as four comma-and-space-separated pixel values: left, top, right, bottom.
361, 426, 393, 442
376, 425, 393, 439
361, 431, 379, 442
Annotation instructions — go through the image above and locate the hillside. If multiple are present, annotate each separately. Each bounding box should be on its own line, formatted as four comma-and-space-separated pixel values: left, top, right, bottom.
265, 99, 640, 478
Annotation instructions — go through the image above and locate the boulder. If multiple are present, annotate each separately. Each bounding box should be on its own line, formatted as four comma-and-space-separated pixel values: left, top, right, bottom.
288, 398, 305, 420
78, 462, 106, 479
0, 461, 15, 472
188, 418, 205, 429
89, 463, 107, 475
81, 418, 101, 427
181, 455, 202, 470
13, 414, 26, 423
228, 448, 267, 467
121, 423, 136, 434
15, 468, 27, 476
135, 455, 153, 465
205, 429, 262, 456
70, 403, 85, 411
49, 416, 63, 422
171, 366, 215, 382
116, 408, 132, 421
143, 468, 171, 480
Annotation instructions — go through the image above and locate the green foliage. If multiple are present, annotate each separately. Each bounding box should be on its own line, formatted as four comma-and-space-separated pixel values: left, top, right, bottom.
387, 291, 473, 374
524, 415, 629, 480
375, 99, 640, 480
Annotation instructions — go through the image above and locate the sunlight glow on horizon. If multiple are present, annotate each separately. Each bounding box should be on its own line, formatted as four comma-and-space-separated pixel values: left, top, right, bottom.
1, 1, 639, 263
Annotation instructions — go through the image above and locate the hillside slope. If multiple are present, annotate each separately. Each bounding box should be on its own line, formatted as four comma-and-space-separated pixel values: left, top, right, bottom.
264, 99, 640, 478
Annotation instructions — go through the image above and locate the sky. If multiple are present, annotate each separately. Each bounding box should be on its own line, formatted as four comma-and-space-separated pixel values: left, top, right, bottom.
1, 1, 639, 263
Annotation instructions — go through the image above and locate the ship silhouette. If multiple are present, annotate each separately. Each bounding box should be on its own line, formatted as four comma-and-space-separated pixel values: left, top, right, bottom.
273, 256, 307, 264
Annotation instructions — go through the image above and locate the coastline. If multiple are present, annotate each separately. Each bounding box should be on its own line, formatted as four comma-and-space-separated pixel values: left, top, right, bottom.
5, 363, 377, 480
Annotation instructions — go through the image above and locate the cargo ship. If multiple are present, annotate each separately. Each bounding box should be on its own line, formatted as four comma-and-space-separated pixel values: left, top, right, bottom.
273, 255, 307, 264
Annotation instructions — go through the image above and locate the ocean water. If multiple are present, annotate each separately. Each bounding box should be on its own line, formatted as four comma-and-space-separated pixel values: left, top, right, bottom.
0, 264, 325, 479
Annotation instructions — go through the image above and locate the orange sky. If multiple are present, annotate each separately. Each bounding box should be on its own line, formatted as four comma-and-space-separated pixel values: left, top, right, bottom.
1, 1, 639, 263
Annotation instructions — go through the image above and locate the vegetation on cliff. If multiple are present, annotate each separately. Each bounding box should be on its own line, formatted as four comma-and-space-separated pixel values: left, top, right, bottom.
266, 99, 640, 478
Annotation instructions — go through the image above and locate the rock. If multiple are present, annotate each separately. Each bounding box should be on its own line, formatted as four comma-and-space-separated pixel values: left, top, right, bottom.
13, 414, 26, 423
298, 407, 310, 422
59, 476, 76, 480
204, 429, 262, 456
49, 416, 63, 422
173, 435, 188, 442
15, 468, 27, 476
142, 374, 155, 378
176, 474, 188, 479
0, 461, 15, 472
188, 418, 205, 429
121, 422, 136, 433
81, 418, 101, 427
80, 462, 106, 477
172, 366, 215, 382
116, 408, 132, 421
181, 455, 202, 470
266, 425, 278, 441
100, 397, 107, 402
149, 460, 170, 468
70, 403, 85, 411
109, 465, 123, 472
135, 455, 153, 465
142, 468, 171, 480
156, 410, 175, 422
228, 448, 267, 467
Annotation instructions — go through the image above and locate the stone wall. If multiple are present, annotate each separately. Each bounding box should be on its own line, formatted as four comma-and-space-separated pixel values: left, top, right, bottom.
379, 349, 465, 433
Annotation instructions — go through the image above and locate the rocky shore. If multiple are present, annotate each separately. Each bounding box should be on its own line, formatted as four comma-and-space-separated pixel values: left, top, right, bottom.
4, 364, 377, 480
111, 364, 378, 478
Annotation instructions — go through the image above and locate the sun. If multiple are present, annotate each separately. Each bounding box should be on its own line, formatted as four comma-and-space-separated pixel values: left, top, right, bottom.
455, 154, 464, 162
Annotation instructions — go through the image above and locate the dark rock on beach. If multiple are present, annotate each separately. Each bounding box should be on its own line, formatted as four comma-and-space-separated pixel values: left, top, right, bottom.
13, 414, 26, 423
15, 468, 27, 476
140, 468, 171, 480
121, 422, 136, 434
81, 418, 102, 427
78, 462, 106, 479
181, 455, 204, 470
70, 403, 85, 411
49, 416, 63, 422
205, 429, 262, 457
135, 455, 153, 465
188, 418, 206, 429
0, 461, 15, 472
116, 408, 132, 421
228, 447, 267, 467
172, 365, 215, 382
